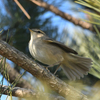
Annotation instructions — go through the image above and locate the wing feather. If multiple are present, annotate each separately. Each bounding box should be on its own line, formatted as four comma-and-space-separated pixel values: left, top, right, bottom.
43, 37, 78, 55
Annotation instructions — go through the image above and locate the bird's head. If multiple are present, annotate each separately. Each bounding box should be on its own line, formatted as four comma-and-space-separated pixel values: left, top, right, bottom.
29, 29, 46, 39
29, 28, 46, 40
29, 28, 45, 35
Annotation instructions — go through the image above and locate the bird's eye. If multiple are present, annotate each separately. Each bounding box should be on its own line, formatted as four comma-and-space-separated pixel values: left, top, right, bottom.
37, 31, 41, 33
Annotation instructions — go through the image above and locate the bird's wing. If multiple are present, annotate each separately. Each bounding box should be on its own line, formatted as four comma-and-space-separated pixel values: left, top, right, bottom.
43, 36, 78, 55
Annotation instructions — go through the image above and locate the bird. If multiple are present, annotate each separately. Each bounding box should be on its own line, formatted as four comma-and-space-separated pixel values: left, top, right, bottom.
28, 28, 92, 80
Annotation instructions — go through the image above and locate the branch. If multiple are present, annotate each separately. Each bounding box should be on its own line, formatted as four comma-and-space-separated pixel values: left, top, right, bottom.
30, 0, 95, 32
0, 57, 34, 90
14, 0, 31, 19
0, 40, 88, 100
0, 84, 65, 100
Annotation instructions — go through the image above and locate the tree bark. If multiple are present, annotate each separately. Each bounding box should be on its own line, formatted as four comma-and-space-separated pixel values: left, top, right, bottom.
0, 40, 88, 100
0, 57, 34, 90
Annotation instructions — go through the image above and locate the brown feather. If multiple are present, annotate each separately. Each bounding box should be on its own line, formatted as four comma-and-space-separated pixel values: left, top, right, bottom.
44, 39, 78, 55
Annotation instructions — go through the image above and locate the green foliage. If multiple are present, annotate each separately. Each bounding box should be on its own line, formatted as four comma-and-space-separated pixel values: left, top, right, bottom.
76, 0, 100, 12
73, 30, 100, 78
75, 0, 100, 25
75, 0, 100, 78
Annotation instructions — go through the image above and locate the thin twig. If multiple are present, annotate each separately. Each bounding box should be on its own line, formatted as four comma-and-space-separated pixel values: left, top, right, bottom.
14, 0, 31, 19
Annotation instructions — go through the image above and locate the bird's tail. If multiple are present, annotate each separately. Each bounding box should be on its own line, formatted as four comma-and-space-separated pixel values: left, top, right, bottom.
62, 54, 92, 80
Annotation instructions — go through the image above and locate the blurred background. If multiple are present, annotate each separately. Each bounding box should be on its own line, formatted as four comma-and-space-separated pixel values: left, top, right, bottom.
0, 0, 100, 100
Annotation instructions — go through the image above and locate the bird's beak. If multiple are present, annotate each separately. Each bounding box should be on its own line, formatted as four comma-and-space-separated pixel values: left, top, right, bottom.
28, 28, 33, 32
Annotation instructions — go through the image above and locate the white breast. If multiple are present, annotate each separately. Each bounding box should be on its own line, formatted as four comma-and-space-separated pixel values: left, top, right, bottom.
29, 37, 64, 65
29, 40, 36, 58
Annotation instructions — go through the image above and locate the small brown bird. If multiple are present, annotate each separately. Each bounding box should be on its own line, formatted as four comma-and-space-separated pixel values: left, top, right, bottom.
29, 29, 92, 80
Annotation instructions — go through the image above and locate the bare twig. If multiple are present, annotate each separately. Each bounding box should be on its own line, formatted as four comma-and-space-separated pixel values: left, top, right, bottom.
0, 40, 88, 100
14, 0, 31, 19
